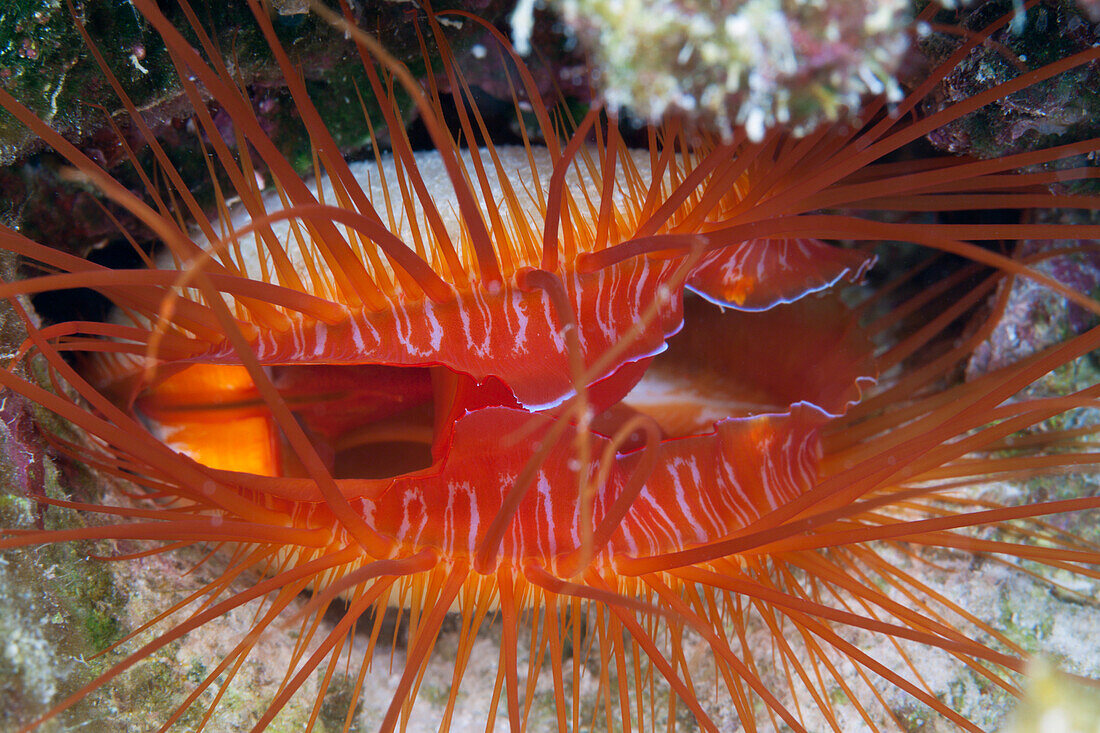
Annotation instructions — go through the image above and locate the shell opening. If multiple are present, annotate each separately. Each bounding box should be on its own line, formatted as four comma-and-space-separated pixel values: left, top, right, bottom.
132, 361, 520, 482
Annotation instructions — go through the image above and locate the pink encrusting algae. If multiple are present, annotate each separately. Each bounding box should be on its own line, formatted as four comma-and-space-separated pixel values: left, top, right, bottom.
1, 1, 1100, 731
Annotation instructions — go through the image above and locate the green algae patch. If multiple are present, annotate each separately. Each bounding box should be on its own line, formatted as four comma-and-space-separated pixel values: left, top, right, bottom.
318, 675, 365, 733
0, 448, 134, 729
